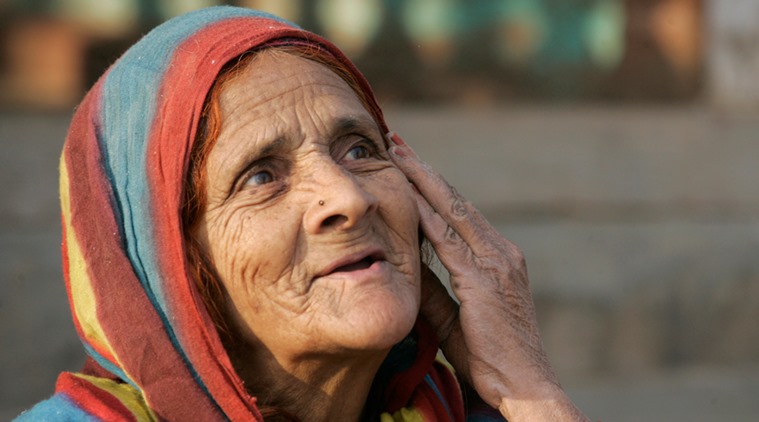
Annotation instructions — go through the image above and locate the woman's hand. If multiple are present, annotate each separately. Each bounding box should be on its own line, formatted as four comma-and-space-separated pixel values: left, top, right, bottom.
388, 133, 589, 421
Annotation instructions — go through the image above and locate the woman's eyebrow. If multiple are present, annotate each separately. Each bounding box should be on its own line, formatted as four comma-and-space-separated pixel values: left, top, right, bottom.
330, 116, 377, 138
230, 137, 286, 177
256, 136, 287, 158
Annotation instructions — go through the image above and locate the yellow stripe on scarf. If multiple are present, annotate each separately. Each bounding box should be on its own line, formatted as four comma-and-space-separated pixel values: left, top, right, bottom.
381, 407, 425, 422
72, 373, 157, 420
60, 158, 117, 363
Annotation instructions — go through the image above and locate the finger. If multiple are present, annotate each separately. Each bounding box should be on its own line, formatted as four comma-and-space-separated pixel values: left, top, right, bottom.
415, 190, 479, 281
387, 132, 496, 249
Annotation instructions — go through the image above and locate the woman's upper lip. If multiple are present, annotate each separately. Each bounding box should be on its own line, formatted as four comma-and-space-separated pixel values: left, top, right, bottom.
316, 248, 386, 278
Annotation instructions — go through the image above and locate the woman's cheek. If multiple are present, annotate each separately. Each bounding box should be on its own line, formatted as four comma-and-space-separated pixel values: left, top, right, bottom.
203, 207, 260, 282
376, 169, 420, 243
388, 168, 419, 221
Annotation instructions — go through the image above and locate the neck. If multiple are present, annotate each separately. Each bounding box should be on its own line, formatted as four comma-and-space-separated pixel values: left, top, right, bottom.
228, 340, 387, 421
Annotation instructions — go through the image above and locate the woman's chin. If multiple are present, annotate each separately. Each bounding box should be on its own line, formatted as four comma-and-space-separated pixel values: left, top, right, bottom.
332, 296, 419, 352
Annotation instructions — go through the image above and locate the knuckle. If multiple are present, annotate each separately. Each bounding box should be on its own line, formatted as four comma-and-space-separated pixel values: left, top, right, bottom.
451, 197, 468, 218
511, 245, 526, 267
444, 225, 461, 243
447, 185, 471, 217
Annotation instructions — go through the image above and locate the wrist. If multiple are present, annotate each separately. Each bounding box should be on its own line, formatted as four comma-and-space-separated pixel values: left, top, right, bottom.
497, 383, 590, 422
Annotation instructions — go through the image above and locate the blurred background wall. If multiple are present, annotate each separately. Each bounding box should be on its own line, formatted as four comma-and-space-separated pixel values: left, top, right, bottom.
2, 1, 759, 420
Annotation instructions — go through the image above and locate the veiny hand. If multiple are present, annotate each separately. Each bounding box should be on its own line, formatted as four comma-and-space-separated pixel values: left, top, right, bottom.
388, 132, 589, 421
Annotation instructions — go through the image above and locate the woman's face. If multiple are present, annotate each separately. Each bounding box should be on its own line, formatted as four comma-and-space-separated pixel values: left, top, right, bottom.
193, 52, 421, 362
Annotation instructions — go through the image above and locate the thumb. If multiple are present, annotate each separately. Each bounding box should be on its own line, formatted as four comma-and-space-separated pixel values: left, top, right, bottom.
419, 263, 458, 345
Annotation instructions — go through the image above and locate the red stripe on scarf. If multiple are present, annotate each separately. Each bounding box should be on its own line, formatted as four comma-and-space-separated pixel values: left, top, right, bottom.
427, 360, 466, 421
60, 87, 119, 366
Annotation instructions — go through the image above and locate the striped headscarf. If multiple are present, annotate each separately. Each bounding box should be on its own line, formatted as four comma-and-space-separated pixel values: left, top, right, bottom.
16, 6, 482, 421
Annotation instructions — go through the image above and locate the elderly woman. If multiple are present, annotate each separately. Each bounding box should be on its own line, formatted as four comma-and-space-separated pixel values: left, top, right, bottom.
18, 7, 588, 422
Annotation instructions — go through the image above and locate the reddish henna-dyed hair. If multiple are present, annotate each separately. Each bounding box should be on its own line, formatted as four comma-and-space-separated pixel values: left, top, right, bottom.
182, 42, 385, 338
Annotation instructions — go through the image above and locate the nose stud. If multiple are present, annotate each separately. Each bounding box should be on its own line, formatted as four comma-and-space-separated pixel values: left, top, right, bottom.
318, 200, 325, 206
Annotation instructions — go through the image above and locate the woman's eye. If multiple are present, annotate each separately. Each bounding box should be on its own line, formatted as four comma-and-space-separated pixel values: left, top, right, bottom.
345, 144, 372, 161
245, 170, 274, 186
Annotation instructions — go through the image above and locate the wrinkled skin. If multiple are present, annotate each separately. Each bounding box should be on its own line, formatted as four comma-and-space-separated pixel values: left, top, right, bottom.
389, 134, 590, 421
192, 52, 421, 421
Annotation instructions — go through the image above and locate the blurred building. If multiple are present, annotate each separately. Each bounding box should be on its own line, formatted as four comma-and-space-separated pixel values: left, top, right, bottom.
0, 0, 756, 108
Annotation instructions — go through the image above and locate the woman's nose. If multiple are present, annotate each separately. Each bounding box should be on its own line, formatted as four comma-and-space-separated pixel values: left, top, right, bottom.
304, 164, 379, 234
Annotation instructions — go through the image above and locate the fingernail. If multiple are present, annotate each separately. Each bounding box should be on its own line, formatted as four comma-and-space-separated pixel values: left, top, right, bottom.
390, 145, 409, 158
387, 132, 407, 146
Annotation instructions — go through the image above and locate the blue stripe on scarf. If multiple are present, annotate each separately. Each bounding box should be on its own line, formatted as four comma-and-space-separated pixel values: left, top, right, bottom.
425, 373, 454, 420
14, 393, 98, 422
82, 342, 137, 390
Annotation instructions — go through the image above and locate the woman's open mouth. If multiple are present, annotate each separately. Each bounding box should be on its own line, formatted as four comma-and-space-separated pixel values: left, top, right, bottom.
332, 255, 377, 273
316, 249, 387, 280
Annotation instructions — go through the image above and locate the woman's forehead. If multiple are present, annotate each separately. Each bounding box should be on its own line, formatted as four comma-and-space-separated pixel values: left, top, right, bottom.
223, 52, 351, 100
206, 52, 378, 171
217, 52, 373, 137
